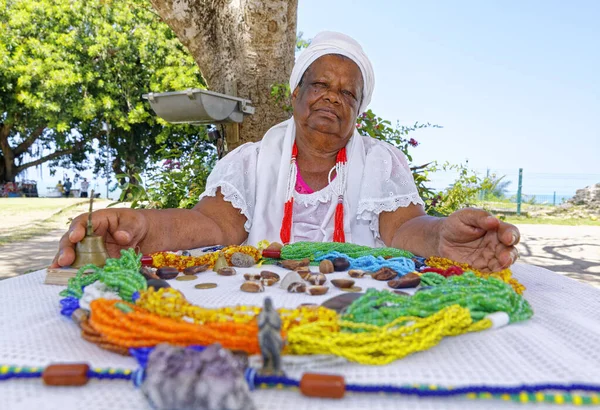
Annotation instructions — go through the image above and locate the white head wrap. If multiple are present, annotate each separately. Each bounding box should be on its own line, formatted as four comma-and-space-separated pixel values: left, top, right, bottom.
289, 31, 375, 114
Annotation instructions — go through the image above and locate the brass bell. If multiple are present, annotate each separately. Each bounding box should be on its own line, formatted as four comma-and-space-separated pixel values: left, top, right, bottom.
71, 190, 110, 269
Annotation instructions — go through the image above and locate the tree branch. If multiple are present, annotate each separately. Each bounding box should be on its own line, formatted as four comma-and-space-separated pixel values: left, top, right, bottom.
14, 126, 46, 156
15, 142, 85, 174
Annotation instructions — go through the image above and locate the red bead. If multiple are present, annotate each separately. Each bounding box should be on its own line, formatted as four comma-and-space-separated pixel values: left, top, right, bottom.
42, 363, 90, 386
262, 249, 281, 259
300, 373, 345, 399
141, 255, 153, 266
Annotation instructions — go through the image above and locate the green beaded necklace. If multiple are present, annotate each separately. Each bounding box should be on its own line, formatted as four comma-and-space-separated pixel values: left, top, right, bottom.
275, 241, 414, 264
342, 272, 533, 330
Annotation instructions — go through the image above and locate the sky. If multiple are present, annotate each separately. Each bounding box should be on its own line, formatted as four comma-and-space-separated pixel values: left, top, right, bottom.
297, 0, 600, 195
22, 0, 600, 199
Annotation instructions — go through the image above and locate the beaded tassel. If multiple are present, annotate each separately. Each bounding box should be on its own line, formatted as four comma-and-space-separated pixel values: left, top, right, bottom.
331, 147, 347, 243
280, 143, 298, 244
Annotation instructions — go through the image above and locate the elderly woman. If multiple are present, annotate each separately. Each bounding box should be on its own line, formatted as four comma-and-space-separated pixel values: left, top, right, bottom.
53, 32, 519, 273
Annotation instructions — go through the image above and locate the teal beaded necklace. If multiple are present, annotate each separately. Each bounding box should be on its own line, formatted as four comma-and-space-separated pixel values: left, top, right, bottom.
342, 272, 533, 329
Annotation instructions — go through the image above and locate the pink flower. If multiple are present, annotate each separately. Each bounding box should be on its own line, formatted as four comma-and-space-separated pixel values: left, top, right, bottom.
409, 138, 419, 147
356, 123, 361, 129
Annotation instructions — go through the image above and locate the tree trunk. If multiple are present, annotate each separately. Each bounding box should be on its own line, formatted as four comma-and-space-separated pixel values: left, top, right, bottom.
0, 124, 16, 182
148, 0, 298, 149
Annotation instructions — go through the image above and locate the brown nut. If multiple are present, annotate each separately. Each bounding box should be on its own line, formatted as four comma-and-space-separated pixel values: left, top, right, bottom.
306, 285, 329, 296
156, 267, 179, 280
297, 270, 312, 281
307, 273, 327, 286
278, 258, 310, 270
240, 281, 264, 293
388, 272, 421, 289
261, 278, 278, 287
217, 267, 237, 276
266, 242, 284, 252
372, 267, 397, 281
319, 260, 335, 274
183, 264, 209, 275
294, 266, 312, 275
243, 272, 262, 281
331, 279, 355, 289
260, 271, 281, 283
140, 266, 160, 280
348, 269, 366, 278
287, 282, 307, 293
332, 257, 350, 272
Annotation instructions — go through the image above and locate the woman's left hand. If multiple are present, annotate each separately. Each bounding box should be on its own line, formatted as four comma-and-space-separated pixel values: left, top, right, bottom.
437, 208, 520, 273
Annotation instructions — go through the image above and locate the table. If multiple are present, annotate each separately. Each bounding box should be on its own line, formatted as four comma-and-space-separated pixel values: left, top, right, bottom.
1, 263, 599, 410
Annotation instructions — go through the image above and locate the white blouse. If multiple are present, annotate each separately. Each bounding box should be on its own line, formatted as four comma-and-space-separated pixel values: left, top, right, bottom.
200, 132, 424, 247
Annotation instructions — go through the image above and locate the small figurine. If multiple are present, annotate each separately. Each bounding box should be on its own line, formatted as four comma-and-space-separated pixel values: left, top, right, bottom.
257, 297, 284, 375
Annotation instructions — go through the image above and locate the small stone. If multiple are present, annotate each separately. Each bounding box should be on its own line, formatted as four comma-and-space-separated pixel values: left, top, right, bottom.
331, 279, 355, 289
321, 293, 364, 312
388, 272, 421, 289
266, 242, 283, 252
175, 275, 197, 282
217, 267, 237, 276
181, 250, 192, 257
213, 253, 229, 272
307, 273, 327, 286
241, 281, 264, 293
372, 267, 397, 281
244, 272, 262, 281
393, 290, 410, 296
296, 269, 312, 281
278, 258, 310, 270
43, 364, 90, 386
332, 257, 350, 272
287, 282, 306, 293
294, 266, 312, 275
183, 264, 209, 275
195, 283, 218, 289
156, 267, 179, 280
146, 279, 171, 290
230, 252, 255, 268
279, 271, 304, 289
306, 285, 329, 296
348, 269, 366, 278
71, 308, 89, 328
260, 271, 280, 283
319, 260, 335, 274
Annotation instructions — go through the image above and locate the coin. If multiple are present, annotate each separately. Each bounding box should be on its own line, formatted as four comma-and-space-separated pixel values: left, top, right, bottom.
195, 283, 217, 289
176, 275, 198, 281
341, 286, 362, 292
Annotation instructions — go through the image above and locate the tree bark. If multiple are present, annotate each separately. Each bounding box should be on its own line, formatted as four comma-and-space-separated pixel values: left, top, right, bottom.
148, 0, 298, 149
0, 124, 16, 182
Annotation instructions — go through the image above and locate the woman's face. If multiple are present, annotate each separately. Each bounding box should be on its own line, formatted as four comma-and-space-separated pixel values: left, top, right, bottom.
292, 54, 363, 146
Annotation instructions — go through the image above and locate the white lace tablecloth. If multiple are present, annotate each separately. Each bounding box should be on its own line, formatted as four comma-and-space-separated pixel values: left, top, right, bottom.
1, 263, 599, 410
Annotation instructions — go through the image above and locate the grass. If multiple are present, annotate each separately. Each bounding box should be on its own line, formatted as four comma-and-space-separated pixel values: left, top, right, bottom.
0, 198, 113, 246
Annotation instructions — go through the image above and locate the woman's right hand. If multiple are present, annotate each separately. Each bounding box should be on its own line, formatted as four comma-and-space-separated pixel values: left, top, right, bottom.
51, 208, 150, 268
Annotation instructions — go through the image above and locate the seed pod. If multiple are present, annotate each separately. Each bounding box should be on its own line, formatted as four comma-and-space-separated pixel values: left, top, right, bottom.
217, 267, 237, 276
306, 286, 329, 296
240, 281, 264, 293
278, 258, 310, 270
183, 264, 209, 275
308, 273, 327, 286
156, 267, 179, 280
260, 271, 280, 283
332, 257, 350, 272
372, 267, 397, 281
388, 272, 421, 289
331, 279, 355, 289
261, 278, 278, 287
287, 282, 306, 293
348, 269, 366, 278
319, 260, 335, 274
243, 272, 262, 281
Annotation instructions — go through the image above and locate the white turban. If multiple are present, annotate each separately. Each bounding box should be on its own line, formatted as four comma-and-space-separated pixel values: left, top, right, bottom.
289, 31, 375, 114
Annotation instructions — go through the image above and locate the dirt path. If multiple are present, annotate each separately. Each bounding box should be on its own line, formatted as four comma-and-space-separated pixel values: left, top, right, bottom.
1, 218, 598, 288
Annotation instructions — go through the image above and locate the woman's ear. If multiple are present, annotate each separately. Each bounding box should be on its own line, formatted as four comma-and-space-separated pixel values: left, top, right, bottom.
291, 86, 300, 101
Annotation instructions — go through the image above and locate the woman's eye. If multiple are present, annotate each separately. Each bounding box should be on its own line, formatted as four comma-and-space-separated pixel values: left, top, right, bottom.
343, 90, 356, 99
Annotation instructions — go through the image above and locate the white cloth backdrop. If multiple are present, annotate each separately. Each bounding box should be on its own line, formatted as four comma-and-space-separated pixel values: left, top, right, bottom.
1, 263, 599, 410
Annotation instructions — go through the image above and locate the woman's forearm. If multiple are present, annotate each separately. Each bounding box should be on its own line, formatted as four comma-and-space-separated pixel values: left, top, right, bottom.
390, 215, 444, 258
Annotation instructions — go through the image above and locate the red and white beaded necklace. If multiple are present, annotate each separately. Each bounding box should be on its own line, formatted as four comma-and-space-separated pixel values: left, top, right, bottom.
280, 141, 348, 244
